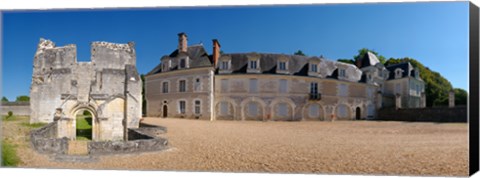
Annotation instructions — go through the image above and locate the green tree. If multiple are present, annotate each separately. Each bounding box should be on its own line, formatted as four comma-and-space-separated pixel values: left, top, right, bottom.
1, 97, 8, 102
337, 59, 355, 65
454, 88, 468, 106
15, 95, 30, 102
294, 50, 306, 56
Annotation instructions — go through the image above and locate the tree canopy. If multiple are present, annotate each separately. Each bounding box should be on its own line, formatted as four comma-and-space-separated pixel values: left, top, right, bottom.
454, 88, 467, 106
1, 97, 8, 102
15, 95, 30, 102
294, 50, 306, 56
353, 48, 386, 64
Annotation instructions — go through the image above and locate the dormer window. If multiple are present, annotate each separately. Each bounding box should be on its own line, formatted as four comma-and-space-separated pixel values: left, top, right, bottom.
395, 68, 403, 79
162, 60, 171, 72
247, 58, 261, 73
179, 58, 186, 69
310, 64, 318, 72
220, 60, 230, 70
339, 69, 346, 78
277, 58, 289, 74
249, 60, 258, 69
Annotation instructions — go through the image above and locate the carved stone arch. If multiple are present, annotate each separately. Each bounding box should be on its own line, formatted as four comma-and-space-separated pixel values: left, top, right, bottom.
335, 100, 351, 120
302, 101, 325, 121
270, 97, 296, 121
240, 97, 267, 121
215, 97, 238, 120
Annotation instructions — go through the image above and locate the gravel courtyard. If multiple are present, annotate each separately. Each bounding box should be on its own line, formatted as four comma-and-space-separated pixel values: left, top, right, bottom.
2, 117, 468, 176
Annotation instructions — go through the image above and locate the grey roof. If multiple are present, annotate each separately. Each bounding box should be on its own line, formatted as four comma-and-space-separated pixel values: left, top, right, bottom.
357, 51, 381, 68
147, 45, 213, 75
385, 62, 414, 80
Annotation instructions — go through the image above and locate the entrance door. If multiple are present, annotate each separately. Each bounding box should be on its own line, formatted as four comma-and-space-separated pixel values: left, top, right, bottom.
163, 105, 168, 118
356, 107, 361, 120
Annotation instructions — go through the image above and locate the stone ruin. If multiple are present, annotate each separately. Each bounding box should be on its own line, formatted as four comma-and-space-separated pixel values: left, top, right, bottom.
30, 38, 142, 141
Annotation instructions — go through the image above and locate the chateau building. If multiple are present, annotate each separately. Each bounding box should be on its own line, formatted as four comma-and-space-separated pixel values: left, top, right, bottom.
145, 33, 425, 121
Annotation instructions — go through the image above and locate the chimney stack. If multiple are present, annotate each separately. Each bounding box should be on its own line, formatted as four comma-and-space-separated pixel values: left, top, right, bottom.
212, 39, 221, 67
178, 32, 188, 53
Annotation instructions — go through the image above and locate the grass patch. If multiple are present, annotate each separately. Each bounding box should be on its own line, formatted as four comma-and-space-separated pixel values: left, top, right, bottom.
1, 140, 20, 167
76, 115, 92, 140
20, 122, 47, 128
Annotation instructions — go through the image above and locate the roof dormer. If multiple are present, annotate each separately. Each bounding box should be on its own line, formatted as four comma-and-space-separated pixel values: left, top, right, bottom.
276, 56, 289, 74
247, 55, 261, 73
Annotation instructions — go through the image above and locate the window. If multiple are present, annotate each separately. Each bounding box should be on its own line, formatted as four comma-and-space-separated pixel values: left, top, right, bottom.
179, 80, 186, 92
310, 64, 318, 72
395, 68, 402, 79
194, 78, 201, 91
248, 102, 258, 117
277, 103, 288, 117
336, 105, 348, 118
179, 59, 186, 69
221, 79, 229, 92
339, 69, 346, 77
279, 79, 288, 93
249, 79, 258, 93
194, 100, 201, 114
416, 84, 420, 95
179, 101, 186, 114
367, 104, 375, 117
220, 61, 229, 70
279, 61, 287, 70
162, 82, 169, 93
310, 82, 318, 94
220, 102, 229, 116
249, 60, 258, 69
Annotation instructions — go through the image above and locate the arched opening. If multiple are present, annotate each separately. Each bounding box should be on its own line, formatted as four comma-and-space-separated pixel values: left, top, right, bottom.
76, 110, 93, 140
356, 107, 361, 120
163, 105, 168, 118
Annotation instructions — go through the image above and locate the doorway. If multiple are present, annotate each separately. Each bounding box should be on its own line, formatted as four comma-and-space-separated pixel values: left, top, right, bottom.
355, 107, 361, 120
163, 105, 168, 118
76, 110, 93, 140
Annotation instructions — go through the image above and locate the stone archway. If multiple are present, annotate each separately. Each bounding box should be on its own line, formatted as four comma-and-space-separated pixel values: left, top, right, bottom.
70, 104, 100, 141
303, 102, 325, 121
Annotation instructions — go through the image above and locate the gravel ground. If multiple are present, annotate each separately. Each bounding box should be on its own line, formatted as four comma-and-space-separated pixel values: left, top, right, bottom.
1, 117, 468, 176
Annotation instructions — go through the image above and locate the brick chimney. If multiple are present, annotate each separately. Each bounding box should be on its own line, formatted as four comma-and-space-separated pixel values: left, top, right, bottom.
212, 39, 221, 67
178, 32, 188, 53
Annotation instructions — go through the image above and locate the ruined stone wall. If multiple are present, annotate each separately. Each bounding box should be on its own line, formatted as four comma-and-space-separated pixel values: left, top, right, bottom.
30, 38, 142, 141
214, 75, 377, 121
0, 102, 30, 115
145, 67, 214, 120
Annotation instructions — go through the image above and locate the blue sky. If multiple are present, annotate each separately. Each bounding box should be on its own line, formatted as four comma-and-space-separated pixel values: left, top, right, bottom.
1, 2, 469, 101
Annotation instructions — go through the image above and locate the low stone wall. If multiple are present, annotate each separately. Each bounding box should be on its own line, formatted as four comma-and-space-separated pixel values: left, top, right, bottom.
30, 122, 69, 154
88, 128, 168, 155
1, 102, 30, 116
377, 106, 467, 122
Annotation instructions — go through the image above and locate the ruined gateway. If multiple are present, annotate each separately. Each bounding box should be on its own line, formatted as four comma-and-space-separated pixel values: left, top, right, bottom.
30, 38, 142, 141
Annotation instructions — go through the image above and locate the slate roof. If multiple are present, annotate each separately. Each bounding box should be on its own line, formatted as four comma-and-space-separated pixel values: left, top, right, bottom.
220, 53, 312, 75
147, 44, 213, 75
385, 62, 414, 80
357, 51, 381, 68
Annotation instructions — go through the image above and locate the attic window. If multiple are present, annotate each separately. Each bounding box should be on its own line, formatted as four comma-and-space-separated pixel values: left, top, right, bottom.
310, 64, 318, 72
179, 58, 186, 69
339, 69, 346, 78
249, 60, 258, 69
247, 58, 261, 73
220, 60, 230, 70
395, 68, 403, 79
279, 61, 287, 70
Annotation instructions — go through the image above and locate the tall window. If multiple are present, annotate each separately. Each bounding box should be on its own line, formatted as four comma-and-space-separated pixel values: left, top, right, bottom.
277, 103, 288, 117
162, 82, 169, 93
249, 79, 258, 93
279, 79, 288, 93
279, 61, 287, 70
179, 80, 186, 92
194, 100, 201, 114
220, 61, 229, 70
310, 64, 318, 72
194, 78, 201, 91
179, 59, 186, 69
249, 60, 258, 69
395, 83, 401, 94
248, 102, 258, 117
310, 82, 318, 94
308, 104, 320, 118
338, 84, 348, 96
179, 101, 186, 114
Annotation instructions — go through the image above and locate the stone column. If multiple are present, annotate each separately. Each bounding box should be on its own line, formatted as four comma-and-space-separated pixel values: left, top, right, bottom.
395, 94, 402, 110
420, 92, 426, 108
449, 90, 455, 108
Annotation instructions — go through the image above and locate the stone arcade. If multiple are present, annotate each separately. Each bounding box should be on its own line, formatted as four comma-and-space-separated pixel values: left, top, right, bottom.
30, 38, 142, 141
